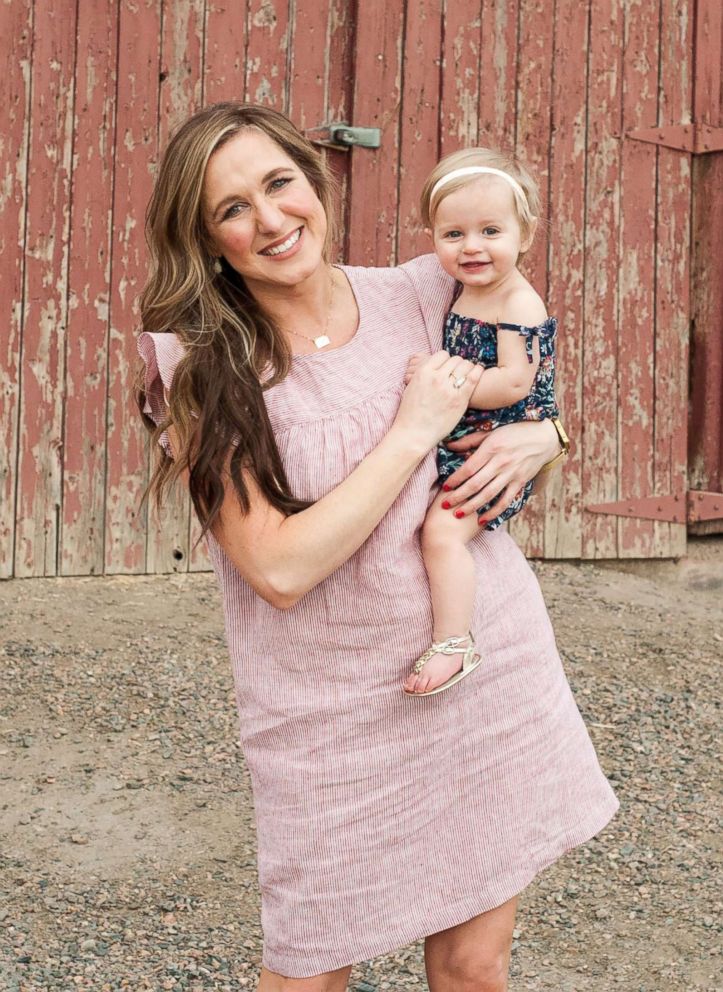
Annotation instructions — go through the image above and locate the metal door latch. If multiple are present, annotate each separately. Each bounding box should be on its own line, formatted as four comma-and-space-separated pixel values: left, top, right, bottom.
305, 123, 381, 150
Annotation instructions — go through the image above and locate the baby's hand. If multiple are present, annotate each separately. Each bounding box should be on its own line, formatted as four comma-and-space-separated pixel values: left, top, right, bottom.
404, 352, 429, 384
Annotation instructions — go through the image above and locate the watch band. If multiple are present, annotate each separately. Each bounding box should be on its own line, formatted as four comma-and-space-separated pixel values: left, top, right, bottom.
538, 417, 570, 474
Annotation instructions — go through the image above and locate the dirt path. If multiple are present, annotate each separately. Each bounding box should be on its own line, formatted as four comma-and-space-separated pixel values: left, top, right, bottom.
1, 542, 721, 991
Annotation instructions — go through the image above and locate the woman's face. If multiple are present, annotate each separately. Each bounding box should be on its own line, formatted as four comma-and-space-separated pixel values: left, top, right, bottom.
203, 128, 328, 290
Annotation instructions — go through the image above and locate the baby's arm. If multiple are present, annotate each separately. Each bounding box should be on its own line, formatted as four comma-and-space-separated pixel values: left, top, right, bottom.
468, 331, 540, 409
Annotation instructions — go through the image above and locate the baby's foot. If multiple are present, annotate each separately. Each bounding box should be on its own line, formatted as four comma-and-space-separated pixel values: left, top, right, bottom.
403, 634, 476, 695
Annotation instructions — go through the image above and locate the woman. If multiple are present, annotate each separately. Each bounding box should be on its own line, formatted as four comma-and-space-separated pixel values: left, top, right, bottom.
138, 103, 618, 991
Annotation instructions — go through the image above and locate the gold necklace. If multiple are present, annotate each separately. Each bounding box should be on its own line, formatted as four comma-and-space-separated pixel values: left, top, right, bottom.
286, 271, 335, 350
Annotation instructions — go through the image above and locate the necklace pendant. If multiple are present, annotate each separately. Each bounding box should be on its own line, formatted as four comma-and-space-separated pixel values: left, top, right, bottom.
313, 334, 331, 349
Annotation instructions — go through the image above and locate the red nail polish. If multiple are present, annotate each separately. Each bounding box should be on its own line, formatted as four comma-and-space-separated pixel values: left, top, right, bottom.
442, 483, 452, 492
478, 517, 487, 526
441, 500, 452, 510
454, 510, 465, 518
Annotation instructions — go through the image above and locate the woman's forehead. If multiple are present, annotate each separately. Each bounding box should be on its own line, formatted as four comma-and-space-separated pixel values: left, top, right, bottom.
204, 129, 297, 197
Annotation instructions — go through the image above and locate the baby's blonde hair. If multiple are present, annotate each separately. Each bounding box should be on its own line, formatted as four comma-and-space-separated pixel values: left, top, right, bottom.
420, 147, 541, 249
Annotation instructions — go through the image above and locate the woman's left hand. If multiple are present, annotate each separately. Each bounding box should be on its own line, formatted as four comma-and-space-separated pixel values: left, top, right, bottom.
441, 419, 561, 518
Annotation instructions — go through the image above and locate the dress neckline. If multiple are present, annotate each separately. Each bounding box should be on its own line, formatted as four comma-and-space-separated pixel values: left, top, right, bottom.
290, 265, 362, 362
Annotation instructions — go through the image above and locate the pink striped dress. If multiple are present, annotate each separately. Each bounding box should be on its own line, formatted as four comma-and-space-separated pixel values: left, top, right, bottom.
139, 253, 618, 978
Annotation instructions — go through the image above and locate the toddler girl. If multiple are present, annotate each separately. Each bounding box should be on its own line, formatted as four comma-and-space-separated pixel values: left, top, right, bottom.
403, 148, 560, 697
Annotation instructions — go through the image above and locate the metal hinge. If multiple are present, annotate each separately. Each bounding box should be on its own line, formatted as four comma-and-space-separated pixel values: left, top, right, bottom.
586, 491, 723, 524
305, 123, 381, 151
626, 123, 723, 154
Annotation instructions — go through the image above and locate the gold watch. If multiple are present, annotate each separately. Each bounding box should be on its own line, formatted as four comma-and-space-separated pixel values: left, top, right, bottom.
538, 417, 570, 473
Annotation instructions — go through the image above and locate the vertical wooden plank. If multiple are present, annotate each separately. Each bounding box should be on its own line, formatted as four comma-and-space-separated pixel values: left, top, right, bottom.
615, 0, 659, 557
581, 0, 623, 559
105, 0, 161, 573
688, 0, 723, 527
654, 0, 692, 552
0, 0, 32, 577
397, 0, 443, 262
507, 0, 554, 557
287, 0, 327, 129
245, 0, 291, 108
346, 0, 405, 266
15, 0, 77, 576
478, 0, 519, 153
543, 0, 589, 558
61, 0, 119, 575
145, 0, 205, 575
440, 3, 482, 156
204, 0, 248, 104
325, 0, 355, 261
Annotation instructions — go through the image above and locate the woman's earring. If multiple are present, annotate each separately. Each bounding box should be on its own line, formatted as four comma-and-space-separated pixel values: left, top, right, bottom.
213, 257, 223, 274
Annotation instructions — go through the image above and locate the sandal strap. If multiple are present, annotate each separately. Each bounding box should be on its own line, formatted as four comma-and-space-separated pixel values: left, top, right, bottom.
412, 632, 476, 675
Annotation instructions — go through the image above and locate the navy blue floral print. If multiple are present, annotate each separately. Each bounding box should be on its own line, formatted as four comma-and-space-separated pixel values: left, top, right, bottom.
438, 309, 559, 530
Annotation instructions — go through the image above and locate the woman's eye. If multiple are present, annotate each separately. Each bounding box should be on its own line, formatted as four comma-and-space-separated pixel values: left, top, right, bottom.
270, 176, 292, 191
222, 202, 248, 221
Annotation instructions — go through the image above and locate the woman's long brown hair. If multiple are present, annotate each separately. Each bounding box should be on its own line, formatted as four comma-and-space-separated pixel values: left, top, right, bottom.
137, 103, 338, 537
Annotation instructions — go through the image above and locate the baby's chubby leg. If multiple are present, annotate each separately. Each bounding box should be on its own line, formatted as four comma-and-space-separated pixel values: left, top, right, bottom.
404, 491, 481, 694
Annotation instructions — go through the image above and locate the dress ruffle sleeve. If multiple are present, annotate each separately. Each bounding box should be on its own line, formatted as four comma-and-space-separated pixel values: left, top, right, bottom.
137, 331, 186, 456
497, 318, 558, 363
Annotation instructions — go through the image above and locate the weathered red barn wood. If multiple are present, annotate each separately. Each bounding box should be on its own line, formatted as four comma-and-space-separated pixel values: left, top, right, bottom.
440, 4, 482, 155
581, 0, 624, 560
104, 0, 162, 573
61, 0, 119, 576
653, 0, 692, 555
478, 0, 519, 153
689, 0, 723, 532
245, 0, 290, 107
324, 0, 356, 260
347, 0, 405, 266
616, 0, 659, 557
396, 0, 443, 264
15, 0, 77, 577
203, 0, 248, 105
543, 0, 589, 559
0, 1, 32, 577
507, 0, 554, 557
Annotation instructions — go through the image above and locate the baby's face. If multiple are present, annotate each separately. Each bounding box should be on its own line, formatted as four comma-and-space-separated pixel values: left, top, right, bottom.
431, 177, 531, 289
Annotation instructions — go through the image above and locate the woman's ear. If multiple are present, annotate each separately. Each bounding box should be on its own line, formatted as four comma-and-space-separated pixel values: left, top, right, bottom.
520, 217, 538, 253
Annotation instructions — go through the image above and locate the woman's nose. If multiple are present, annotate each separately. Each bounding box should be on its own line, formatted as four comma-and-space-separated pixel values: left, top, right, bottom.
255, 198, 285, 233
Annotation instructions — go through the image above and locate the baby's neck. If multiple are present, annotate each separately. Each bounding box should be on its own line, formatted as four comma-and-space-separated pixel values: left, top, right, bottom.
454, 267, 525, 319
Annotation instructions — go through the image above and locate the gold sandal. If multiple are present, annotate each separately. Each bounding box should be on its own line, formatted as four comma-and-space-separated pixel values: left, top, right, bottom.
403, 632, 481, 697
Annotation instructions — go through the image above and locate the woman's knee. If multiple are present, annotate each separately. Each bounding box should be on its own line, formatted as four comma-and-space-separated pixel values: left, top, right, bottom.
435, 947, 509, 992
258, 965, 350, 992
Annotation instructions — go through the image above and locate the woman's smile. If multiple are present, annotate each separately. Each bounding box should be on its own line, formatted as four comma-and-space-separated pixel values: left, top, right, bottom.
259, 225, 304, 257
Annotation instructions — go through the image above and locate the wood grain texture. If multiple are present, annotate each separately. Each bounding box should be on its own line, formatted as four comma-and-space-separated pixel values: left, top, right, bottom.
617, 0, 659, 557
0, 0, 32, 577
104, 0, 162, 573
440, 3, 482, 155
325, 0, 355, 261
61, 0, 119, 575
478, 0, 519, 152
245, 0, 290, 107
507, 0, 554, 557
397, 0, 443, 262
347, 0, 405, 266
581, 0, 623, 559
654, 0, 691, 552
204, 0, 248, 105
15, 0, 77, 576
543, 0, 589, 558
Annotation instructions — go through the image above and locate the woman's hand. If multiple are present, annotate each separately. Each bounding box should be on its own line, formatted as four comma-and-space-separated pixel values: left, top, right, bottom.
440, 419, 561, 518
393, 351, 482, 454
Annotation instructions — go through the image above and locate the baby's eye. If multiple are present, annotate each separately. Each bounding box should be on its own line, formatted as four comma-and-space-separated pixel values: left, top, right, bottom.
444, 229, 463, 239
483, 226, 500, 236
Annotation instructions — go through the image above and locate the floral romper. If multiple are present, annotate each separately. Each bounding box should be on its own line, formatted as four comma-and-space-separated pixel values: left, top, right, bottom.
438, 306, 559, 529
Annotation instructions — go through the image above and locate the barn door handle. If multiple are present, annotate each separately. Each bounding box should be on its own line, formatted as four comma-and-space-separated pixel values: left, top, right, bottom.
305, 123, 381, 150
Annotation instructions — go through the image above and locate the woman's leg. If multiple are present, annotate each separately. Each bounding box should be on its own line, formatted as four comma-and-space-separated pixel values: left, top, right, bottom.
424, 897, 518, 992
404, 492, 481, 693
257, 964, 352, 992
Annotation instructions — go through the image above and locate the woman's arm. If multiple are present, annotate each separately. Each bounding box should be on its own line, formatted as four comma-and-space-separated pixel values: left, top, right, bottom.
177, 352, 481, 609
440, 419, 562, 517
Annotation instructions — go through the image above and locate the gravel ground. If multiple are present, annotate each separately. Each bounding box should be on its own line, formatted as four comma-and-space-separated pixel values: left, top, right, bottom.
1, 541, 721, 991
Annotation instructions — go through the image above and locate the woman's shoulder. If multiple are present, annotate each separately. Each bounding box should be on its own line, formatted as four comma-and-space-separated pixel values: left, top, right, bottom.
137, 331, 186, 395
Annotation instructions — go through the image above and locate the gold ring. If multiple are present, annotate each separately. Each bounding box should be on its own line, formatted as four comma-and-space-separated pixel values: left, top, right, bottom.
451, 375, 467, 389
